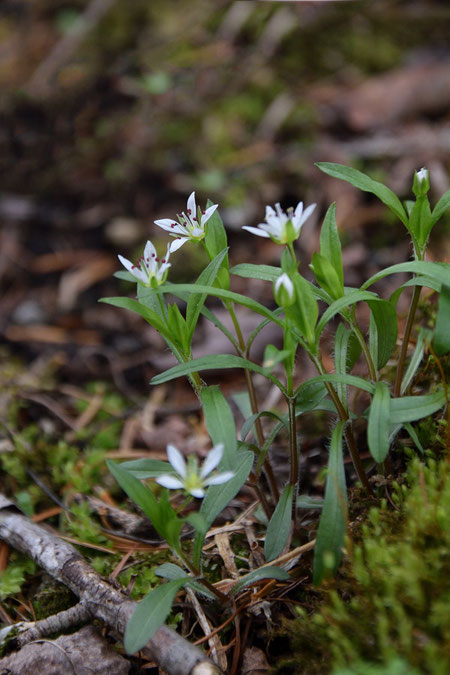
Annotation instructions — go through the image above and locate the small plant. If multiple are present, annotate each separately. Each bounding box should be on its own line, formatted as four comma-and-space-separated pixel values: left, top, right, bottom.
102, 167, 450, 654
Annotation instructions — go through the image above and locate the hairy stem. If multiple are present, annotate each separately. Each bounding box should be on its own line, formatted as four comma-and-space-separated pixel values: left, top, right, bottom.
287, 396, 299, 527
350, 316, 377, 382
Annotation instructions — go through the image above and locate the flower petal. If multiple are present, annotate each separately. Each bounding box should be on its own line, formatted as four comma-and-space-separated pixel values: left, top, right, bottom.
189, 488, 205, 498
187, 192, 197, 217
242, 226, 270, 238
166, 444, 187, 477
154, 218, 182, 232
205, 471, 235, 486
201, 203, 218, 224
200, 443, 224, 478
298, 202, 316, 227
118, 255, 147, 283
155, 475, 185, 490
143, 240, 157, 260
169, 237, 188, 252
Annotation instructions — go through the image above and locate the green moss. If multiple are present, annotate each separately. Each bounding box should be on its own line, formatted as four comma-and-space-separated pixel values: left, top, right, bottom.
276, 457, 450, 674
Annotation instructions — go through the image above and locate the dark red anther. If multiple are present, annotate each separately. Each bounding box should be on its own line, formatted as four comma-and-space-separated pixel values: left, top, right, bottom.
161, 259, 166, 263
187, 209, 191, 214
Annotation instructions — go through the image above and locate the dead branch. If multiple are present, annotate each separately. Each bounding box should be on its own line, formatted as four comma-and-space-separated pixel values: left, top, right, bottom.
0, 495, 221, 675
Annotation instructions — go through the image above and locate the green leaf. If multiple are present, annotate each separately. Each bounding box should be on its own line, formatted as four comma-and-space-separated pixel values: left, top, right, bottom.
157, 283, 284, 328
313, 421, 347, 584
367, 381, 391, 462
310, 252, 344, 300
150, 354, 287, 395
286, 272, 318, 347
186, 249, 228, 341
316, 163, 408, 225
114, 458, 172, 479
295, 373, 376, 398
316, 290, 377, 339
433, 284, 450, 355
124, 578, 189, 654
204, 203, 229, 289
114, 270, 136, 282
107, 459, 166, 539
389, 390, 447, 424
430, 188, 450, 226
193, 451, 254, 567
231, 263, 281, 283
155, 563, 216, 600
167, 303, 189, 352
367, 299, 398, 370
295, 380, 329, 413
100, 296, 168, 337
409, 195, 432, 249
264, 484, 294, 562
403, 423, 425, 454
362, 261, 450, 291
229, 566, 289, 596
401, 328, 428, 395
201, 386, 237, 469
319, 202, 344, 287
241, 410, 287, 442
334, 324, 361, 407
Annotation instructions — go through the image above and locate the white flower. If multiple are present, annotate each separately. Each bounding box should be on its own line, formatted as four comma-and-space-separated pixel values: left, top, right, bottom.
155, 444, 234, 498
118, 240, 171, 287
154, 192, 219, 253
243, 201, 316, 245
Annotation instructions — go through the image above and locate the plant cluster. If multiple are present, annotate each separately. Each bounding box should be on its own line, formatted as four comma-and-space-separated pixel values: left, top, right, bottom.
102, 163, 450, 654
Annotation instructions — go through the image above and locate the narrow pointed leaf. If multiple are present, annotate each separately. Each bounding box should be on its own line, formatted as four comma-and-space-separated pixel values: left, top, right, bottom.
367, 299, 398, 370
186, 248, 228, 339
335, 324, 361, 406
115, 459, 172, 479
389, 390, 447, 423
124, 578, 189, 654
362, 261, 450, 291
430, 188, 450, 226
201, 386, 237, 468
313, 421, 347, 584
294, 373, 375, 398
265, 484, 294, 562
319, 202, 343, 286
367, 381, 391, 462
100, 297, 168, 337
432, 284, 450, 355
316, 290, 377, 338
316, 163, 408, 225
204, 204, 229, 289
229, 566, 289, 596
155, 562, 216, 600
401, 328, 428, 395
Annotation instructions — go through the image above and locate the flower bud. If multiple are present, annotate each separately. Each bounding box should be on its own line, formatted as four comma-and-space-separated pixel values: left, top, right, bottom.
412, 167, 430, 197
274, 272, 295, 307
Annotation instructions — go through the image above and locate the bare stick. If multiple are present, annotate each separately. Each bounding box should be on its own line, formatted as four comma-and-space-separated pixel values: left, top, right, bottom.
0, 496, 221, 675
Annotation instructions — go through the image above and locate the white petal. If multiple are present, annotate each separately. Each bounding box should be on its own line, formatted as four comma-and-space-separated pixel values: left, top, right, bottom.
166, 444, 187, 477
205, 471, 235, 486
298, 202, 316, 227
187, 192, 197, 218
200, 443, 224, 478
143, 240, 157, 260
118, 255, 147, 283
169, 237, 188, 252
201, 203, 218, 224
155, 475, 185, 490
189, 488, 205, 498
154, 218, 181, 232
275, 273, 294, 298
242, 226, 270, 238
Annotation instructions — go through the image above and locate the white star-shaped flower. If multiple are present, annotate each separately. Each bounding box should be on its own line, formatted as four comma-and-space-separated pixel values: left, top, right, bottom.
155, 444, 234, 498
154, 192, 219, 252
243, 201, 316, 245
118, 240, 171, 287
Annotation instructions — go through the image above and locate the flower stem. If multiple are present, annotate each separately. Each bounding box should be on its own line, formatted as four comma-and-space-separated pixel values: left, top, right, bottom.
393, 285, 422, 397
227, 302, 280, 504
310, 353, 374, 495
287, 396, 299, 527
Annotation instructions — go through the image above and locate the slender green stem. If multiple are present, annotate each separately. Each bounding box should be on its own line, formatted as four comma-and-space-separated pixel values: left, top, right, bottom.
227, 302, 280, 503
287, 242, 297, 266
393, 285, 422, 397
349, 316, 377, 382
287, 396, 299, 527
310, 353, 374, 495
178, 551, 228, 602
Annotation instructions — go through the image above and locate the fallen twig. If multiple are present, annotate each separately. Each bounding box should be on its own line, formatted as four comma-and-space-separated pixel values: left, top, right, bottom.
0, 495, 221, 675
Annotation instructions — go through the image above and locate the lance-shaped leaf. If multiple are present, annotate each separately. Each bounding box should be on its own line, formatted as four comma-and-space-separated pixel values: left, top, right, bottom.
295, 373, 376, 398
389, 389, 447, 423
316, 162, 408, 225
201, 386, 237, 469
265, 484, 294, 562
313, 421, 347, 584
286, 272, 318, 348
432, 284, 450, 356
362, 261, 450, 291
430, 188, 450, 227
310, 252, 344, 300
367, 299, 398, 370
334, 324, 361, 407
186, 248, 228, 341
100, 296, 169, 338
204, 202, 229, 289
319, 202, 343, 287
316, 290, 377, 339
409, 195, 432, 250
229, 566, 290, 596
124, 578, 189, 654
367, 381, 391, 462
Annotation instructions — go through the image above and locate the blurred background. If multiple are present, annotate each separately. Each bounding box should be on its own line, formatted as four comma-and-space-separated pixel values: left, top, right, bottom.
0, 0, 449, 398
